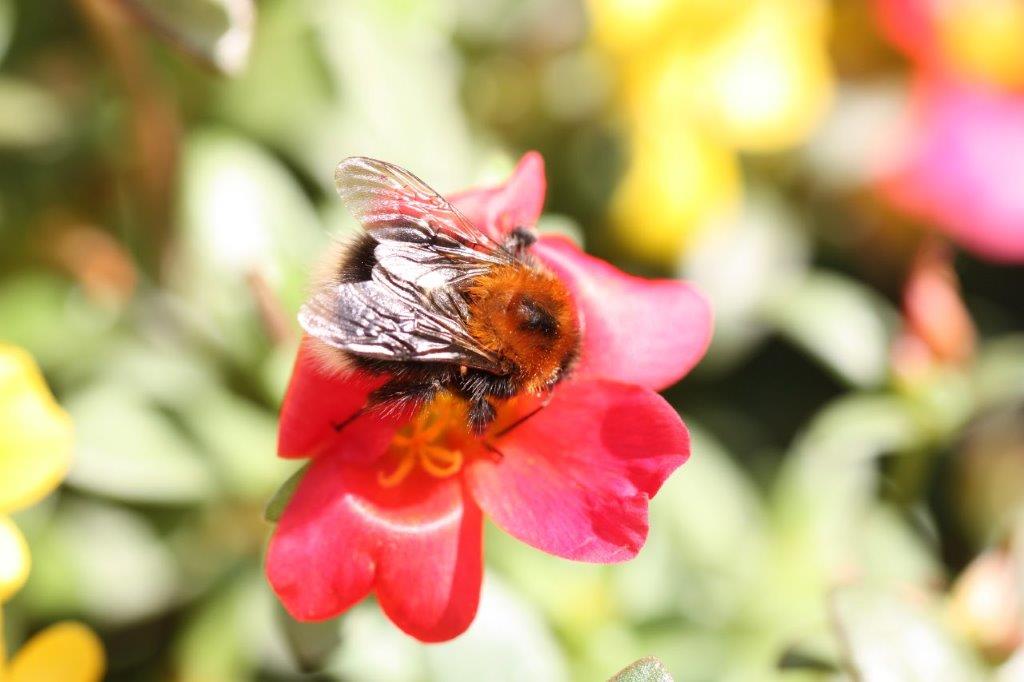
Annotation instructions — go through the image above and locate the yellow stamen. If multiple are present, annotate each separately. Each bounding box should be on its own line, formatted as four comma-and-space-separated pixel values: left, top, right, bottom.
420, 446, 464, 478
377, 451, 416, 488
375, 395, 468, 488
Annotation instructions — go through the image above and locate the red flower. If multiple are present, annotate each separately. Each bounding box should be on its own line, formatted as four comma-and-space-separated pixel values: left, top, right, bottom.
874, 0, 946, 74
265, 153, 712, 642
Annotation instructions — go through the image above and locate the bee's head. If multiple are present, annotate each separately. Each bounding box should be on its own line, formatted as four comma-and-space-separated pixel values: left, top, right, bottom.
467, 264, 581, 391
511, 294, 561, 340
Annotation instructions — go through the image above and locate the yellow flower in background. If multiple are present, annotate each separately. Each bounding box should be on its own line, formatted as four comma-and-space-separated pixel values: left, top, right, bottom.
0, 344, 105, 681
938, 0, 1024, 90
588, 0, 747, 56
0, 344, 73, 600
877, 0, 1024, 90
689, 0, 833, 152
591, 0, 834, 263
609, 119, 741, 263
1, 619, 105, 682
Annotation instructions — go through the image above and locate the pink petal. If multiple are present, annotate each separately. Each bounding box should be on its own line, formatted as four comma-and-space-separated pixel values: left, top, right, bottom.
448, 152, 546, 240
375, 479, 484, 642
533, 235, 712, 391
882, 79, 1024, 263
465, 379, 689, 563
277, 338, 404, 462
266, 457, 483, 642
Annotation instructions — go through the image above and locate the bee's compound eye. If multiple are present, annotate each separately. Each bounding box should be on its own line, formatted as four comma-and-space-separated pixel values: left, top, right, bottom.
514, 295, 559, 338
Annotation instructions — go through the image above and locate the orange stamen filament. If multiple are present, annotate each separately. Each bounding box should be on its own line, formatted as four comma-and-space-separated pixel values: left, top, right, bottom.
377, 451, 417, 488
376, 396, 466, 488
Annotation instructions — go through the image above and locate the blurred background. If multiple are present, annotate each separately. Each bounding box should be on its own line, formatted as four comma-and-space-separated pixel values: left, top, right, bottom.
2, 0, 1024, 680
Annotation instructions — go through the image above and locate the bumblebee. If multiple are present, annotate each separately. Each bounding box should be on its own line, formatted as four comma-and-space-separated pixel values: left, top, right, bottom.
301, 157, 581, 434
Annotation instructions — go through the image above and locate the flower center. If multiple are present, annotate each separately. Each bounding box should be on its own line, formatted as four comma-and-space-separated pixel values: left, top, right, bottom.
377, 394, 468, 488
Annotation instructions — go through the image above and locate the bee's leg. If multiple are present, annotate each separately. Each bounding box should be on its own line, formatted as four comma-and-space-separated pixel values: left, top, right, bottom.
452, 371, 499, 435
504, 226, 537, 257
492, 394, 553, 438
480, 439, 505, 462
331, 408, 365, 432
332, 378, 442, 433
479, 403, 550, 461
466, 397, 497, 435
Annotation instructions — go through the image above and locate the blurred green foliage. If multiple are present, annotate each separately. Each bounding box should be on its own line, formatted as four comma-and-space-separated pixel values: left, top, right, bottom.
2, 0, 1024, 680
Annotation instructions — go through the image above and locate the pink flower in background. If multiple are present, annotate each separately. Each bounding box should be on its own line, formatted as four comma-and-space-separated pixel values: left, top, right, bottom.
880, 79, 1024, 263
874, 0, 1024, 263
265, 153, 712, 642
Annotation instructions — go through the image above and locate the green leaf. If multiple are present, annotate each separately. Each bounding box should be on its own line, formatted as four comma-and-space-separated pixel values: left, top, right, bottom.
617, 423, 766, 624
484, 524, 609, 641
329, 574, 570, 682
764, 270, 897, 388
99, 338, 218, 407
180, 387, 291, 500
0, 272, 114, 373
974, 335, 1024, 408
608, 657, 673, 682
423, 576, 569, 682
777, 645, 840, 673
774, 394, 924, 529
259, 339, 300, 407
264, 463, 309, 523
175, 579, 249, 681
774, 393, 921, 523
328, 602, 422, 682
831, 585, 986, 681
292, 1, 478, 191
212, 0, 334, 155
118, 0, 254, 75
683, 188, 810, 369
0, 0, 13, 65
174, 128, 324, 363
275, 602, 342, 672
767, 395, 937, 622
64, 384, 217, 503
784, 393, 924, 475
23, 500, 180, 624
856, 506, 943, 587
175, 569, 299, 679
0, 77, 69, 148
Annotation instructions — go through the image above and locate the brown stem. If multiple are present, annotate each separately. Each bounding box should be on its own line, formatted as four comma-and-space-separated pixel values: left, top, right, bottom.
74, 0, 182, 280
246, 268, 295, 346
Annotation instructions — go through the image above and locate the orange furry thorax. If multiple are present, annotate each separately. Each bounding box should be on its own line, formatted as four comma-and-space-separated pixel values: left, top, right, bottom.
465, 264, 580, 393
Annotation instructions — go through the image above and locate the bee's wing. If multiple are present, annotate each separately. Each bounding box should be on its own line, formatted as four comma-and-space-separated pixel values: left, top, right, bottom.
299, 265, 507, 372
334, 156, 508, 260
305, 155, 514, 373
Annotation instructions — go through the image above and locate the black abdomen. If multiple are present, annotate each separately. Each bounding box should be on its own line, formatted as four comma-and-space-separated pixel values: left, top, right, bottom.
337, 232, 379, 284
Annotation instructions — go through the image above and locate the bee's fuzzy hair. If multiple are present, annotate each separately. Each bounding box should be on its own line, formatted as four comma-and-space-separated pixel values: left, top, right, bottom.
302, 232, 379, 377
